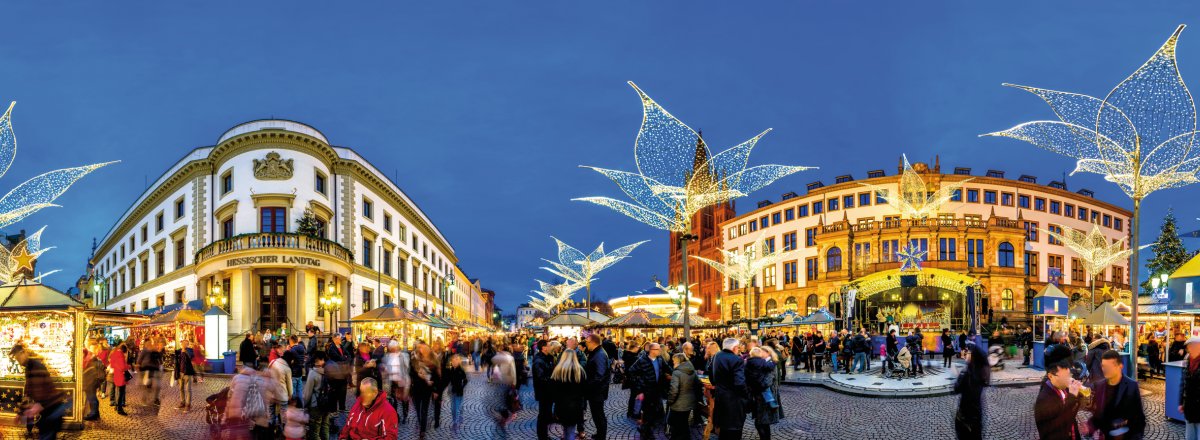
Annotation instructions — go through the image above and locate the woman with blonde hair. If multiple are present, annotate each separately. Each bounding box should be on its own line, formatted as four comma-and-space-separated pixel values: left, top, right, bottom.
551, 349, 587, 440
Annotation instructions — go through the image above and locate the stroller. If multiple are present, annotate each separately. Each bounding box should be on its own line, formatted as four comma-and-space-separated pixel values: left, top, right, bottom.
883, 347, 911, 379
205, 387, 230, 438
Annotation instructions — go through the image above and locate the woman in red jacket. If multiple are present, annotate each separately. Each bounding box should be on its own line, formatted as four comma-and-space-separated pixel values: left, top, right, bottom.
109, 343, 131, 416
339, 378, 397, 440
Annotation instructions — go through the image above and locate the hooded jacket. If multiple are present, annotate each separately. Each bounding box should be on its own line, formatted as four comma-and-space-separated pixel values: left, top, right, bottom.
338, 391, 398, 440
666, 360, 697, 412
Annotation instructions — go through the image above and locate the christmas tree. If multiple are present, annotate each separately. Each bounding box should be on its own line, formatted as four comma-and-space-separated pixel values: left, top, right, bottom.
1143, 208, 1191, 292
295, 208, 322, 238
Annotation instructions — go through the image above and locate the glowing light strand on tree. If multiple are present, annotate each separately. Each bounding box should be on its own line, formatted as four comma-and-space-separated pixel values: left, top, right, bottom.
0, 102, 115, 230
859, 154, 970, 220
983, 25, 1197, 373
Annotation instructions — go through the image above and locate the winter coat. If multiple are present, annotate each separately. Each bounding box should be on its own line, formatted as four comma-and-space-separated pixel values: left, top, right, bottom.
382, 351, 411, 387
174, 348, 197, 379
338, 391, 398, 440
110, 348, 131, 387
409, 357, 437, 399
228, 370, 286, 427
302, 368, 332, 412
552, 376, 586, 425
284, 406, 309, 439
444, 366, 467, 396
1033, 381, 1081, 440
710, 350, 748, 431
1088, 375, 1145, 439
238, 338, 257, 366
954, 370, 986, 438
285, 344, 306, 378
531, 351, 556, 402
82, 353, 106, 393
1182, 357, 1200, 422
666, 361, 698, 412
354, 352, 380, 387
268, 357, 293, 398
746, 356, 779, 426
583, 347, 611, 401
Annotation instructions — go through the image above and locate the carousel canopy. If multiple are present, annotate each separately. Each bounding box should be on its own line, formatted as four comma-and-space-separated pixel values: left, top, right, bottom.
603, 309, 665, 327
1032, 284, 1069, 316
1085, 302, 1130, 326
545, 313, 597, 327
349, 303, 417, 322
0, 279, 86, 310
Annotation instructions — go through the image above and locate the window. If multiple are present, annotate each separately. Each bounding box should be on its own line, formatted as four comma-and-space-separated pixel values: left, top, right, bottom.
967, 239, 984, 268
798, 205, 809, 217
762, 238, 775, 254
1025, 252, 1039, 277
140, 258, 148, 283
984, 190, 997, 204
1103, 214, 1112, 228
1048, 254, 1065, 282
382, 249, 392, 276
260, 207, 286, 233
764, 299, 778, 315
363, 198, 374, 220
759, 217, 768, 229
1114, 218, 1123, 232
362, 289, 373, 312
1034, 197, 1046, 211
155, 212, 164, 232
784, 209, 795, 221
854, 242, 872, 270
1024, 221, 1039, 242
1071, 258, 1086, 283
783, 232, 797, 251
771, 212, 781, 225
362, 239, 373, 268
1001, 192, 1014, 206
859, 193, 871, 207
762, 266, 776, 286
1077, 207, 1088, 221
1001, 289, 1014, 310
384, 214, 392, 232
806, 294, 819, 314
804, 227, 817, 247
826, 247, 842, 272
398, 258, 407, 283
939, 238, 957, 261
222, 218, 234, 239
949, 189, 961, 202
1091, 211, 1100, 223
908, 239, 928, 263
730, 303, 742, 320
1018, 195, 1031, 209
843, 194, 854, 209
1064, 204, 1075, 218
813, 201, 824, 214
806, 258, 818, 281
749, 221, 758, 232
174, 289, 184, 304
412, 234, 418, 250
141, 225, 148, 244
998, 242, 1015, 267
1047, 225, 1063, 245
221, 171, 233, 195
174, 239, 186, 269
315, 172, 327, 195
155, 250, 164, 277
1111, 266, 1124, 284
881, 239, 899, 263
1050, 200, 1061, 215
783, 261, 798, 284
175, 198, 186, 220
828, 198, 839, 211
966, 189, 979, 203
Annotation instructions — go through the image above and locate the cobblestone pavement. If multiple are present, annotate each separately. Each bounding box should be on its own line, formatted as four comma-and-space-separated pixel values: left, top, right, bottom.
0, 370, 1185, 439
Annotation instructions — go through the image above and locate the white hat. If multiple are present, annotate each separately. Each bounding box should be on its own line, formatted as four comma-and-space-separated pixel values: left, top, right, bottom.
1186, 336, 1200, 346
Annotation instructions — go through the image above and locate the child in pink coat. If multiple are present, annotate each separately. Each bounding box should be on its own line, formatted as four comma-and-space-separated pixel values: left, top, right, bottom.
283, 397, 309, 440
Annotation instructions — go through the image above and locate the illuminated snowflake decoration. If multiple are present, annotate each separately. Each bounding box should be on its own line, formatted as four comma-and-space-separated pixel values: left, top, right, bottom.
528, 279, 582, 314
691, 234, 796, 288
0, 226, 58, 283
1044, 224, 1134, 279
575, 82, 815, 233
896, 241, 928, 272
983, 25, 1198, 201
540, 237, 646, 296
860, 154, 970, 220
0, 102, 114, 229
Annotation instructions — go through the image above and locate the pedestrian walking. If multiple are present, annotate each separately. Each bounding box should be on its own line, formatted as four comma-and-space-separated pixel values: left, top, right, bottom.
747, 347, 780, 440
485, 352, 519, 438
81, 340, 105, 421
324, 333, 352, 413
338, 378, 397, 440
12, 344, 69, 440
174, 339, 198, 412
532, 340, 557, 440
267, 341, 293, 427
137, 339, 164, 408
941, 329, 955, 368
109, 343, 131, 416
227, 366, 286, 440
666, 352, 697, 440
583, 334, 611, 440
1179, 336, 1200, 440
409, 342, 439, 438
380, 340, 411, 424
711, 338, 748, 440
301, 352, 334, 440
431, 341, 450, 429
551, 348, 587, 440
285, 335, 306, 400
1086, 349, 1145, 439
622, 341, 642, 416
444, 354, 468, 429
629, 342, 669, 440
953, 344, 990, 440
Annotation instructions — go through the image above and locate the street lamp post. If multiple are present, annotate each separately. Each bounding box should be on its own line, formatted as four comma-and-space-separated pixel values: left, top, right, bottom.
679, 233, 697, 341
207, 278, 227, 310
319, 281, 343, 334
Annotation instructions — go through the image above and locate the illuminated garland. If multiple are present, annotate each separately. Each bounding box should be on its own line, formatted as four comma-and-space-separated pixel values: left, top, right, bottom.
539, 237, 646, 303
574, 82, 815, 233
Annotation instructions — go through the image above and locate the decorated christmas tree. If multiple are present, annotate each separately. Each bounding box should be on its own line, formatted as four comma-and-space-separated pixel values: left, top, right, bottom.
1143, 208, 1191, 292
295, 208, 322, 238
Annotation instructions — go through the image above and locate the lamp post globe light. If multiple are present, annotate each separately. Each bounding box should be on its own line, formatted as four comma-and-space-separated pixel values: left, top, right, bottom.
320, 283, 343, 333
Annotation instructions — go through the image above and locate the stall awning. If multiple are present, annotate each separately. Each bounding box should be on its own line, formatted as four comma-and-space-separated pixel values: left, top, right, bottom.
545, 313, 598, 327
0, 279, 86, 310
1085, 302, 1130, 326
147, 307, 206, 325
349, 304, 417, 322
1068, 304, 1094, 320
602, 309, 665, 327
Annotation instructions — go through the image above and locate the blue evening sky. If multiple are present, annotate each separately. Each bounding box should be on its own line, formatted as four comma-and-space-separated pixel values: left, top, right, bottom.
1, 2, 1197, 313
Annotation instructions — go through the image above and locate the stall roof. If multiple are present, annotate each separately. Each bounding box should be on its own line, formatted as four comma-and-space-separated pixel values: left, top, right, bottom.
545, 313, 597, 327
349, 304, 417, 322
1172, 254, 1200, 279
1085, 302, 1130, 326
138, 299, 205, 316
147, 307, 205, 325
603, 309, 665, 327
1035, 284, 1069, 299
1068, 304, 1094, 319
0, 279, 86, 309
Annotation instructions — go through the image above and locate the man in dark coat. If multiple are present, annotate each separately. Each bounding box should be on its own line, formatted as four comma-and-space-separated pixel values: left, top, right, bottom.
238, 333, 258, 369
1087, 350, 1145, 439
532, 340, 557, 440
628, 343, 669, 440
905, 330, 923, 375
583, 335, 611, 440
1034, 345, 1083, 440
13, 344, 68, 437
601, 335, 618, 362
711, 338, 748, 440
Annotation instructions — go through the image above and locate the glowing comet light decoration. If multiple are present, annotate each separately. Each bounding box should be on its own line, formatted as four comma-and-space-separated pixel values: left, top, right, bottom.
574, 82, 815, 335
691, 233, 796, 319
0, 102, 115, 230
527, 279, 582, 314
1044, 224, 1139, 308
983, 25, 1198, 373
860, 154, 971, 220
540, 237, 646, 313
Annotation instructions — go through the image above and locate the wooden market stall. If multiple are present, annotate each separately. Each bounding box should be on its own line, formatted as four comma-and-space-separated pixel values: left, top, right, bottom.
1030, 283, 1069, 368
1162, 253, 1200, 422
544, 313, 599, 339
347, 304, 418, 349
590, 309, 665, 341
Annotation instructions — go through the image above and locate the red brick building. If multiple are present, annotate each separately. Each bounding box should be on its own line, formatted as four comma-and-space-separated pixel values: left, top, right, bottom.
668, 134, 735, 320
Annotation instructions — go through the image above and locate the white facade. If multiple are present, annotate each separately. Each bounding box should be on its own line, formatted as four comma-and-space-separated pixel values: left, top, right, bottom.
90, 119, 479, 336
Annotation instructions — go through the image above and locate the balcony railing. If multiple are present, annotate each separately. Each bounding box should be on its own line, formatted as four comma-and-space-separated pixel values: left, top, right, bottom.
195, 232, 354, 264
825, 217, 1019, 234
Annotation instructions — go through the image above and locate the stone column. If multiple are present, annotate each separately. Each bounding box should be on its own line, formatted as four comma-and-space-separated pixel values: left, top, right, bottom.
232, 268, 253, 336
294, 269, 308, 331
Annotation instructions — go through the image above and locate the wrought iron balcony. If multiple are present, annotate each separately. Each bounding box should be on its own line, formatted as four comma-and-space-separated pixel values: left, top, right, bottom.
195, 232, 353, 264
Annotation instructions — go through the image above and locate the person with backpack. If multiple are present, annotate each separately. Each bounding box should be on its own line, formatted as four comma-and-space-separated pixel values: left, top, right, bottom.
380, 340, 411, 424
228, 366, 286, 440
302, 352, 334, 440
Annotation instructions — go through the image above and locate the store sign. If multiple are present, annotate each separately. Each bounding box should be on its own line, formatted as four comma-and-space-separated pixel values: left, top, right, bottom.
226, 255, 323, 268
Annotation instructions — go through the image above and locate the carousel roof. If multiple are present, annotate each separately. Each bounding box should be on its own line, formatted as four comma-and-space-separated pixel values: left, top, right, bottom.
545, 313, 598, 327
0, 278, 86, 310
638, 285, 670, 295
664, 310, 716, 327
603, 309, 665, 327
1085, 302, 1130, 326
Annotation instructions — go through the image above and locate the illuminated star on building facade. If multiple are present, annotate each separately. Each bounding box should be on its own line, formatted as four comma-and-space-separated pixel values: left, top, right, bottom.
896, 241, 927, 272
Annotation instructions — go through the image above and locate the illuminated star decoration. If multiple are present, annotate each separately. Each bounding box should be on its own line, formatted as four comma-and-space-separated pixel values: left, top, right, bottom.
1044, 224, 1134, 279
691, 233, 797, 289
982, 25, 1198, 202
540, 237, 646, 307
1100, 284, 1114, 300
896, 241, 927, 272
574, 82, 815, 233
0, 102, 115, 230
0, 226, 58, 283
860, 154, 971, 220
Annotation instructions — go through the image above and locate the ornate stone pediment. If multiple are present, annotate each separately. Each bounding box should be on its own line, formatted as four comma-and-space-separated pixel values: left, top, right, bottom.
253, 151, 294, 180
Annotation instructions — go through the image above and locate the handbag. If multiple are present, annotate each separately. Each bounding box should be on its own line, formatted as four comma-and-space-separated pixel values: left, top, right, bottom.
761, 388, 779, 409
124, 370, 134, 383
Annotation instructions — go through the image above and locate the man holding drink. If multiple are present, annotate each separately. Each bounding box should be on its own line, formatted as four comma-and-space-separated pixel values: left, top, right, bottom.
1034, 345, 1085, 440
